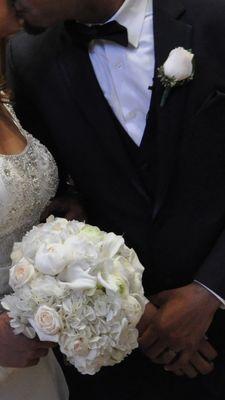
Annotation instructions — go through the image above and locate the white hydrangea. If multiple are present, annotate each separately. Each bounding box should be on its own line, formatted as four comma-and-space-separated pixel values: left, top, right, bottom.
1, 216, 147, 376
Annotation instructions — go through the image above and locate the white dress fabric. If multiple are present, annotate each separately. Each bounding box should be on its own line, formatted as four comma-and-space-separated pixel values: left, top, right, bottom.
0, 104, 69, 400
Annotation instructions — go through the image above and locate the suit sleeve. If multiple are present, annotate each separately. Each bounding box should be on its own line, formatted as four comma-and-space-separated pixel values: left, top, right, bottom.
195, 227, 225, 300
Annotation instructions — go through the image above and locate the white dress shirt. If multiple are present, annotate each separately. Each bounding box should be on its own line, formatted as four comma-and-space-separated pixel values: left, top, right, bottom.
88, 0, 225, 306
89, 0, 154, 146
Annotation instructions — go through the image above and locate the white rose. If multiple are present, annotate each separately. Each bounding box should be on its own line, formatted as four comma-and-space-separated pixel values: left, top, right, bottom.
30, 305, 62, 342
35, 243, 69, 275
60, 334, 89, 358
22, 228, 62, 260
9, 258, 35, 290
163, 47, 194, 81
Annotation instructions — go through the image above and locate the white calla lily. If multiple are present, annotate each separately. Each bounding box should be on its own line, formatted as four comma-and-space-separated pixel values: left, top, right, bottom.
58, 264, 97, 290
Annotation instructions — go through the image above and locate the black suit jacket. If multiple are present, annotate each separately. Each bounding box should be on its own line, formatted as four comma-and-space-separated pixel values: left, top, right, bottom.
7, 0, 225, 396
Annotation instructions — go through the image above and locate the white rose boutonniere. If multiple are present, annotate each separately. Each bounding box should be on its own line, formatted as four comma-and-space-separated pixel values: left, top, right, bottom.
158, 47, 194, 107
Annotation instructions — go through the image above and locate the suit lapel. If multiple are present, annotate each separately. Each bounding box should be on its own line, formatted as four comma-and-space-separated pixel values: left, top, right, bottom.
151, 0, 193, 218
56, 32, 150, 204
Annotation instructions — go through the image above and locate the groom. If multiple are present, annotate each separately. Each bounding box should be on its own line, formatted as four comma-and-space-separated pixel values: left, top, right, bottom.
7, 0, 225, 398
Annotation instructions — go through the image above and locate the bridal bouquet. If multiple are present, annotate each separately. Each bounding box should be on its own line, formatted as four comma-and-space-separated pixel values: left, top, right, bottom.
1, 216, 146, 376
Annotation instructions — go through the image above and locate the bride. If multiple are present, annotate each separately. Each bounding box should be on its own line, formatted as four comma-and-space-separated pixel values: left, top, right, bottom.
0, 2, 69, 399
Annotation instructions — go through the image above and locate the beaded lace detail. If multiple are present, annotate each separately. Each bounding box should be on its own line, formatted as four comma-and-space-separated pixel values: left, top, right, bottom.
0, 104, 58, 293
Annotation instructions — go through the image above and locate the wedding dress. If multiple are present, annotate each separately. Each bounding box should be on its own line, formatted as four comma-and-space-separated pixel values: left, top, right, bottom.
0, 104, 69, 400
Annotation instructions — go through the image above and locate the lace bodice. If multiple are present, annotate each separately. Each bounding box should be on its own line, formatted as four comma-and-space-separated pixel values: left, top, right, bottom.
0, 104, 58, 295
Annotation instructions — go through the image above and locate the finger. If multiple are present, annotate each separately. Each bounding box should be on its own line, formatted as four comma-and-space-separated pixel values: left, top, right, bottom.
32, 340, 55, 350
138, 326, 158, 352
181, 364, 198, 379
190, 352, 214, 375
146, 340, 167, 360
165, 350, 192, 372
40, 200, 66, 221
26, 358, 40, 367
137, 303, 158, 336
65, 209, 85, 221
17, 335, 55, 349
173, 369, 184, 376
198, 339, 218, 361
150, 292, 168, 307
154, 349, 178, 365
35, 349, 49, 358
40, 206, 57, 222
168, 344, 185, 353
27, 348, 48, 361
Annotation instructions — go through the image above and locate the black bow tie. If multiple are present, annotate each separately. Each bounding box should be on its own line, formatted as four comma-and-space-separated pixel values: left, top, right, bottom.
65, 20, 129, 48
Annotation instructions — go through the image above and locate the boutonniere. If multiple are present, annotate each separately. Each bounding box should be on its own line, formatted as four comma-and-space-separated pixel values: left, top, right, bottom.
158, 47, 194, 107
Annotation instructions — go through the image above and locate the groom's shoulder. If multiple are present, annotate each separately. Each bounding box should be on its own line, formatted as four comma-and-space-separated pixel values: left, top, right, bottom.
183, 0, 225, 10
183, 0, 225, 21
181, 0, 225, 45
8, 24, 64, 73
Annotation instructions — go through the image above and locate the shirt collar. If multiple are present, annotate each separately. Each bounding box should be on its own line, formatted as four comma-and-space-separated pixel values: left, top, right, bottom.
108, 0, 152, 48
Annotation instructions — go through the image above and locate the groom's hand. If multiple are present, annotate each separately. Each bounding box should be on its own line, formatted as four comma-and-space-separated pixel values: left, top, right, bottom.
152, 337, 217, 378
0, 313, 54, 368
41, 194, 86, 222
138, 283, 220, 374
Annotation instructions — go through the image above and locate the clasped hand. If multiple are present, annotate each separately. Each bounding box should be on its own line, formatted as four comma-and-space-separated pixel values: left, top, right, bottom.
0, 313, 54, 368
137, 283, 220, 378
41, 194, 86, 222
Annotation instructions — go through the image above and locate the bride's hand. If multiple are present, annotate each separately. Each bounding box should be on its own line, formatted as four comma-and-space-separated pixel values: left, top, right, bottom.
0, 312, 54, 368
41, 194, 86, 222
0, 0, 22, 38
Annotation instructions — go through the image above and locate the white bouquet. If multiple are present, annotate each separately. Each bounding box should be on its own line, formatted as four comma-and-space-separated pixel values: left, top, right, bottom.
1, 216, 147, 376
